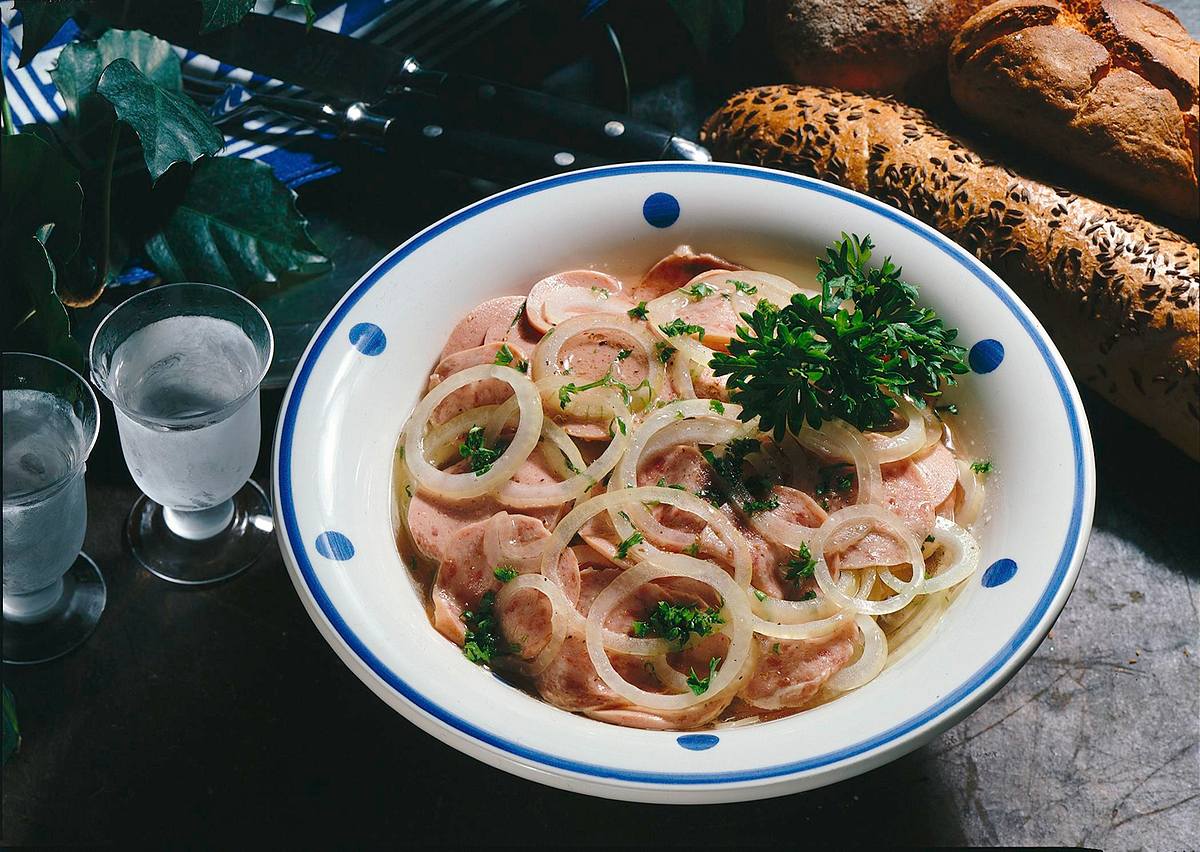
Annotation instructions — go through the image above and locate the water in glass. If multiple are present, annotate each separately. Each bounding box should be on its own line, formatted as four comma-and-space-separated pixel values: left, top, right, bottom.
108, 315, 261, 511
2, 389, 88, 602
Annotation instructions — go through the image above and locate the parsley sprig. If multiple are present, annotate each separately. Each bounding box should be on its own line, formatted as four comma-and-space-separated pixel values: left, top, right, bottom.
615, 530, 645, 560
687, 656, 722, 695
701, 437, 778, 513
459, 425, 506, 476
710, 234, 968, 437
659, 318, 706, 341
462, 591, 513, 664
632, 601, 724, 649
783, 543, 816, 585
557, 369, 650, 410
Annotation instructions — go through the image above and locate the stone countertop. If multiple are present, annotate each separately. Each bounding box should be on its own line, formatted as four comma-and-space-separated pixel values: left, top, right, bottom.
3, 4, 1198, 844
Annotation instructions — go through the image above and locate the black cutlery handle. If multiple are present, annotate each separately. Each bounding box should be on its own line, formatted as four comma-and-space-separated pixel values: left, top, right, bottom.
402, 68, 708, 162
383, 117, 604, 185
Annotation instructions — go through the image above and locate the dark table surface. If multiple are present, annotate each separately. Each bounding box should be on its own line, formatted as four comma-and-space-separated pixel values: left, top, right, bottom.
4, 6, 1200, 846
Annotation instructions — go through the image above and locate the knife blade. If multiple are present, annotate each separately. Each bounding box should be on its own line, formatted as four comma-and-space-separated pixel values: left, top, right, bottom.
98, 8, 708, 163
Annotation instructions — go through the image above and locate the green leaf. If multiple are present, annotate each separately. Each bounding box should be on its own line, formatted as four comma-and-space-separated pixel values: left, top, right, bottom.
52, 29, 182, 123
144, 157, 331, 292
0, 133, 82, 271
13, 0, 82, 67
3, 236, 83, 368
281, 0, 317, 27
2, 685, 19, 766
200, 0, 258, 33
96, 58, 222, 182
667, 0, 745, 56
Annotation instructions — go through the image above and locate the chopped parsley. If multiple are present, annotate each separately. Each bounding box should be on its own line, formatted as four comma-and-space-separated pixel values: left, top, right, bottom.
507, 301, 526, 330
655, 477, 687, 491
702, 437, 761, 484
557, 369, 650, 409
771, 642, 782, 655
784, 543, 816, 584
517, 359, 529, 373
731, 279, 758, 295
561, 451, 582, 475
683, 282, 716, 300
493, 566, 517, 583
654, 341, 676, 363
742, 496, 780, 515
659, 318, 706, 341
799, 591, 817, 601
925, 534, 935, 543
709, 400, 726, 414
935, 403, 959, 417
971, 459, 994, 475
616, 348, 633, 361
462, 591, 511, 664
632, 601, 724, 649
459, 425, 506, 476
627, 301, 650, 320
753, 589, 767, 602
684, 541, 701, 556
817, 468, 855, 497
613, 417, 628, 436
493, 344, 515, 366
591, 286, 610, 300
687, 656, 721, 695
710, 233, 969, 436
615, 530, 645, 560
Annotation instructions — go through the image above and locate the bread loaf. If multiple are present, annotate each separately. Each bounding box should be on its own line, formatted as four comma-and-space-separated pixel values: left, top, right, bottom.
701, 85, 1199, 459
765, 0, 991, 100
948, 0, 1199, 221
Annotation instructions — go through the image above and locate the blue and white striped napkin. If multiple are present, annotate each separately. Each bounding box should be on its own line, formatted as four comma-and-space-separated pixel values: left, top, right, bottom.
2, 0, 525, 188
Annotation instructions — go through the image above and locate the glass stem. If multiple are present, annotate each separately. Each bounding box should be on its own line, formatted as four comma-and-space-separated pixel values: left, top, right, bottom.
163, 499, 235, 541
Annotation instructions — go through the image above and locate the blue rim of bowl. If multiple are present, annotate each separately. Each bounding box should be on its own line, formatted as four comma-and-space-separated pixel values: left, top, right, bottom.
276, 163, 1091, 786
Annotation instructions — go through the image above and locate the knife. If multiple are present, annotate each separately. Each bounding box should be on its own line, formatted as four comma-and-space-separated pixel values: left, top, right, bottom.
96, 8, 710, 163
205, 84, 607, 185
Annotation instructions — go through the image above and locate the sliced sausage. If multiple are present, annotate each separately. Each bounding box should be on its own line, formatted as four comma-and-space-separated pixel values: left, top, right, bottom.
827, 443, 957, 569
439, 295, 526, 362
406, 451, 566, 563
661, 289, 745, 353
524, 270, 633, 334
631, 246, 741, 304
482, 307, 543, 354
432, 512, 578, 648
555, 329, 650, 387
428, 341, 530, 425
738, 623, 856, 711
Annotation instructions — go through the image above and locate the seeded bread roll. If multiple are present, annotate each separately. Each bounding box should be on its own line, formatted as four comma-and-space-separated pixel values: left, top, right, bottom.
948, 0, 1199, 221
701, 85, 1199, 459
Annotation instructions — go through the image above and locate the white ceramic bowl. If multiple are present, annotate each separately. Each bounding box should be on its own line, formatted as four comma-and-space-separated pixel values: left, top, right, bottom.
272, 163, 1095, 803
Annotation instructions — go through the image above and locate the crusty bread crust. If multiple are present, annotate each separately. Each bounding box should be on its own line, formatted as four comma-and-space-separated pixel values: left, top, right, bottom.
949, 0, 1199, 220
702, 85, 1199, 459
766, 0, 991, 99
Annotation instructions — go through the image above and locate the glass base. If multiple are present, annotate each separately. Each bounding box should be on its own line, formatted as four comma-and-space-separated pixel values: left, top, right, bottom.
3, 553, 106, 665
126, 480, 274, 586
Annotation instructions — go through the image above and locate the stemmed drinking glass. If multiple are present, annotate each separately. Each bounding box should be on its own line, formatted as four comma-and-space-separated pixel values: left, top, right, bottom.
3, 352, 105, 664
89, 283, 275, 585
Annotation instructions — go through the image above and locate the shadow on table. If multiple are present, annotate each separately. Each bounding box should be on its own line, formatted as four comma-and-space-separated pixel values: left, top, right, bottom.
1080, 389, 1200, 581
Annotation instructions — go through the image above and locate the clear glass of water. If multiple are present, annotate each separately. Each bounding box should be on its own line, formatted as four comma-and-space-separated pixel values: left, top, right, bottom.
89, 283, 275, 585
3, 352, 105, 664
